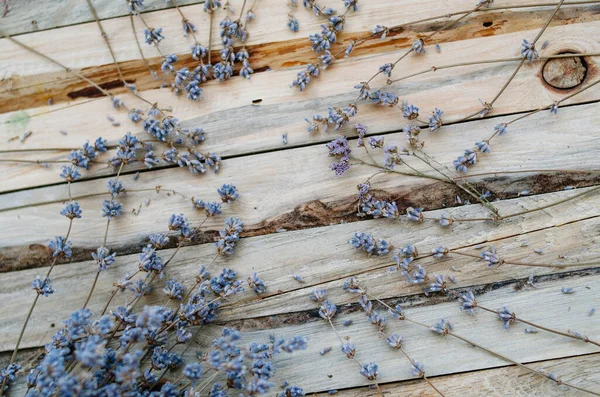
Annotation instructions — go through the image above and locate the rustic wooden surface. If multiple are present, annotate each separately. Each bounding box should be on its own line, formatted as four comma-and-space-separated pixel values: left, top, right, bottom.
1, 0, 600, 395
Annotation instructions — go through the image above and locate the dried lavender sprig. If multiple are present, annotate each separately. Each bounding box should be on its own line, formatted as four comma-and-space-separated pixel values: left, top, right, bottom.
343, 0, 600, 74
488, 76, 600, 142
448, 289, 600, 347
0, 182, 77, 393
455, 0, 565, 124
356, 292, 445, 396
312, 293, 384, 395
451, 249, 600, 268
358, 287, 600, 396
389, 52, 600, 84
82, 163, 125, 309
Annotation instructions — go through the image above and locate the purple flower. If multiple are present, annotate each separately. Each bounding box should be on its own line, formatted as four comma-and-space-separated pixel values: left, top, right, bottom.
458, 290, 477, 315
32, 276, 54, 296
49, 236, 72, 258
428, 108, 444, 131
520, 39, 539, 61
92, 247, 116, 271
386, 333, 403, 349
60, 201, 82, 219
60, 165, 81, 182
405, 207, 423, 222
360, 362, 379, 380
101, 200, 123, 219
318, 301, 337, 320
497, 306, 515, 330
412, 38, 425, 53
481, 246, 503, 266
430, 318, 453, 335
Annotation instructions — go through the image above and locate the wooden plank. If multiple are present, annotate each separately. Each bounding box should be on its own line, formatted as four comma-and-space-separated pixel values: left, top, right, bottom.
333, 354, 600, 397
8, 269, 598, 393
1, 99, 599, 266
1, 187, 598, 350
0, 0, 203, 37
2, 21, 600, 193
173, 272, 600, 393
1, 3, 598, 111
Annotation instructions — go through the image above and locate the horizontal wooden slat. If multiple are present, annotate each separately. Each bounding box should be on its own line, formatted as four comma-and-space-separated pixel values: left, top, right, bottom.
181, 272, 600, 393
1, 98, 599, 268
3, 1, 597, 111
333, 354, 600, 397
2, 20, 600, 193
1, 187, 598, 351
0, 0, 204, 37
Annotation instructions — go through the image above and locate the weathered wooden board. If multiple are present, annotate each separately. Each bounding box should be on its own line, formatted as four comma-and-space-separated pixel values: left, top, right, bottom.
0, 0, 203, 37
2, 20, 600, 193
332, 354, 600, 396
1, 187, 598, 351
2, 1, 597, 112
181, 272, 600, 393
2, 245, 599, 392
1, 98, 599, 269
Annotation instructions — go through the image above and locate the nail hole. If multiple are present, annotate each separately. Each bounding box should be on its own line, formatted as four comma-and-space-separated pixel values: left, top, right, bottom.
482, 21, 493, 27
252, 99, 262, 104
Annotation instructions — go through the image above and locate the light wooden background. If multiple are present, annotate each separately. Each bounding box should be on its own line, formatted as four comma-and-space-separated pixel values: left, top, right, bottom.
1, 0, 600, 395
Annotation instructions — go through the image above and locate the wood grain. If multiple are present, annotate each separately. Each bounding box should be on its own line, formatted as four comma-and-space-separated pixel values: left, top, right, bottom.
1, 98, 599, 267
2, 20, 600, 193
1, 3, 599, 111
333, 354, 600, 397
0, 0, 203, 37
1, 187, 598, 351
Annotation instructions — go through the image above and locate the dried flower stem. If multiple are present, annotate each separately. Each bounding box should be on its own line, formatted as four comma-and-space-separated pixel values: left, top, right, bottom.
389, 52, 600, 84
397, 347, 446, 397
451, 250, 600, 268
449, 290, 600, 347
457, 0, 565, 123
326, 317, 384, 396
1, 210, 74, 394
82, 163, 124, 309
365, 292, 599, 396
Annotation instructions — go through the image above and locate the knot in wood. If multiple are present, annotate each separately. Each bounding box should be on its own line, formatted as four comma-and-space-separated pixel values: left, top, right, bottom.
542, 54, 586, 89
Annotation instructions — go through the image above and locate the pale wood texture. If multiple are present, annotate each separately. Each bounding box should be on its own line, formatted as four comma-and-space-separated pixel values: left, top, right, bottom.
3, 1, 595, 111
334, 354, 600, 396
1, 0, 600, 395
1, 102, 599, 268
1, 19, 600, 193
0, 0, 204, 36
1, 188, 598, 351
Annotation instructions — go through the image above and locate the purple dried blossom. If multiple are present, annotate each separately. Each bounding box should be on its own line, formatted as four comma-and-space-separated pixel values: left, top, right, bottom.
405, 207, 423, 222
101, 199, 123, 219
520, 39, 539, 62
318, 301, 337, 320
386, 333, 403, 349
32, 276, 54, 296
412, 38, 426, 53
430, 318, 453, 335
92, 247, 116, 271
428, 108, 444, 132
49, 236, 72, 258
497, 306, 515, 330
360, 362, 379, 380
481, 246, 503, 266
60, 201, 82, 219
458, 290, 477, 315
